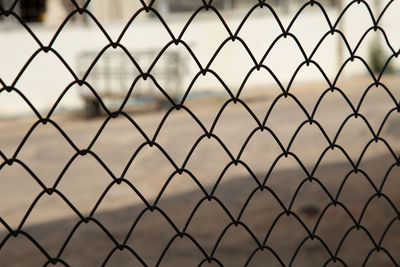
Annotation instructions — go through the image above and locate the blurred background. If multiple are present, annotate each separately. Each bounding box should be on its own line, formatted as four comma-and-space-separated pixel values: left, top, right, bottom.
0, 0, 399, 117
0, 0, 400, 266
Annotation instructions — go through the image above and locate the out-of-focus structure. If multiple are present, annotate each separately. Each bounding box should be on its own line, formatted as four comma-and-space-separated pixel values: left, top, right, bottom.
0, 0, 398, 117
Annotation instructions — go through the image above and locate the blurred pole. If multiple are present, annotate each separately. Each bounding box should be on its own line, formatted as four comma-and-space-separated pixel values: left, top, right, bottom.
374, 0, 384, 74
282, 0, 289, 14
337, 0, 344, 73
159, 0, 169, 17
374, 0, 381, 43
223, 0, 233, 10
374, 0, 381, 18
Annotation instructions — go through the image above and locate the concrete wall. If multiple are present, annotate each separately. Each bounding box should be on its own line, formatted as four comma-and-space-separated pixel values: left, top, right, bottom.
0, 3, 399, 117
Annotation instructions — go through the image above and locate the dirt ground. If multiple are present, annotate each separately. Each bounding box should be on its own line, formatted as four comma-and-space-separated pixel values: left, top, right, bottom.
1, 75, 400, 266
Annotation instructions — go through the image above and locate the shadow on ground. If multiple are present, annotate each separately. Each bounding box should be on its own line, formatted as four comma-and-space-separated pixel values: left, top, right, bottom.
1, 154, 400, 267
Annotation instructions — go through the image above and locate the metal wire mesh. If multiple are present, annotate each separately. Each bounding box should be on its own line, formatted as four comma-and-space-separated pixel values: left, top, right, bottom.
1, 0, 400, 266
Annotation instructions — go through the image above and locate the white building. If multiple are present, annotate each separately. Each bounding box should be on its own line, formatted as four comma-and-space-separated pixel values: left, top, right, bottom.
0, 0, 397, 117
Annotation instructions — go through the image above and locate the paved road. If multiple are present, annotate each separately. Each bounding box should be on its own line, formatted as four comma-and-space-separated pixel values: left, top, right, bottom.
0, 75, 399, 228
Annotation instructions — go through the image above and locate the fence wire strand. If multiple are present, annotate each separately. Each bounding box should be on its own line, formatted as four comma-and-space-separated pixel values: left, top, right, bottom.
1, 0, 400, 266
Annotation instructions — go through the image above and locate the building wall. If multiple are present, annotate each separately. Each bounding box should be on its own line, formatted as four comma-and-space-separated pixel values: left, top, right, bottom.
0, 3, 398, 117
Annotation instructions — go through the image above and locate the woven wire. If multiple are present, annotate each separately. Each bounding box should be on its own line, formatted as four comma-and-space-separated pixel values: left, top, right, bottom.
1, 0, 400, 266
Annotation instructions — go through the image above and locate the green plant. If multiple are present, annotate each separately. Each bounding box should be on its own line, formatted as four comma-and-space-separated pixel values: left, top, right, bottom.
368, 42, 394, 74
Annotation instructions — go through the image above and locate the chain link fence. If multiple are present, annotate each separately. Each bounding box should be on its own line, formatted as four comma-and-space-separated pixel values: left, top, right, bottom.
1, 0, 400, 266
